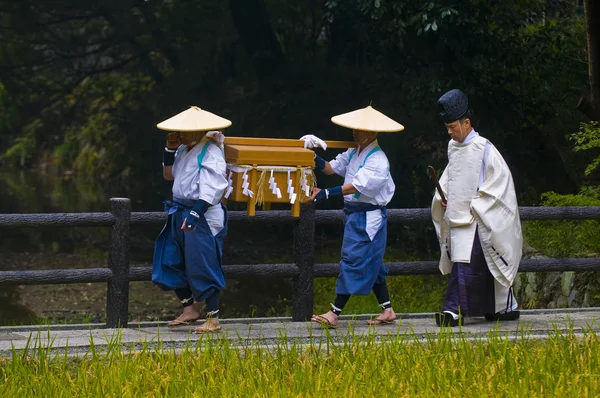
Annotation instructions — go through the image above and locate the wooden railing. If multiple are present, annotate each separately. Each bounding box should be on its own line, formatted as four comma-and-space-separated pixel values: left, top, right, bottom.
1, 198, 600, 327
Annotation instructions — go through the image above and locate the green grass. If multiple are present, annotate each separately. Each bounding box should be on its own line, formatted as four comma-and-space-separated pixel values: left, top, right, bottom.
523, 220, 600, 258
1, 328, 599, 396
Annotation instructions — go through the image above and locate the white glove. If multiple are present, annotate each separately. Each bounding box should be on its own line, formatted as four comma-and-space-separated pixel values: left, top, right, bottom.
299, 134, 327, 150
206, 130, 225, 148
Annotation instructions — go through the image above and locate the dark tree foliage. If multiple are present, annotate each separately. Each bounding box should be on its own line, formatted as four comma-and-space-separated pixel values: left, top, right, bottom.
0, 0, 591, 207
578, 0, 600, 121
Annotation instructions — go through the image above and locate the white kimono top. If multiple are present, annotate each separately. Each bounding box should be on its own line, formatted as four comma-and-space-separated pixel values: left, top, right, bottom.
171, 135, 228, 235
431, 130, 522, 288
329, 139, 395, 240
329, 139, 395, 207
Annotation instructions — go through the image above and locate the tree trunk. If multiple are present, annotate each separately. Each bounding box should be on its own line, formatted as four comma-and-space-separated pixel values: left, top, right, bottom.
578, 0, 600, 120
228, 0, 287, 91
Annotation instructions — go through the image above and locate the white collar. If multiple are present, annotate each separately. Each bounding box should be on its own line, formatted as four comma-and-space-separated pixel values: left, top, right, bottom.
356, 139, 379, 156
463, 129, 478, 143
452, 129, 478, 146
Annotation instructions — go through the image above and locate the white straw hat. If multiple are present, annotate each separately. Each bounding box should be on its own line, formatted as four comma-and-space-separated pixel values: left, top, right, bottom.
157, 106, 232, 132
331, 105, 404, 132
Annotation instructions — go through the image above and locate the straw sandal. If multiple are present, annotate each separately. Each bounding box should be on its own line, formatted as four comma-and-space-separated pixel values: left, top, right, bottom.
193, 311, 222, 334
311, 314, 338, 329
366, 317, 396, 326
167, 317, 199, 328
193, 322, 222, 334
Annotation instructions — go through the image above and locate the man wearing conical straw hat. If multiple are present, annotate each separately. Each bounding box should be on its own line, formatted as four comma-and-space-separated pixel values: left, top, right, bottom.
152, 106, 230, 333
301, 105, 403, 328
431, 89, 522, 327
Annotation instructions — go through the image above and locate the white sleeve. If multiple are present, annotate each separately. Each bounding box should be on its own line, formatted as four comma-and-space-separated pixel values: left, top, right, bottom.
351, 153, 390, 197
431, 166, 448, 240
197, 146, 228, 205
329, 149, 352, 177
478, 146, 513, 201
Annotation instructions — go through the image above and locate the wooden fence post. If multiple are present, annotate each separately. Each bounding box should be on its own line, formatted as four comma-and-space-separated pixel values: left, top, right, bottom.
292, 203, 315, 321
106, 198, 131, 328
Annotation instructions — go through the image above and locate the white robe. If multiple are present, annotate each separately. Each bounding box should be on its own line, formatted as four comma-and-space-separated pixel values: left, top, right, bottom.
172, 136, 228, 236
330, 139, 395, 239
329, 139, 395, 207
432, 131, 522, 294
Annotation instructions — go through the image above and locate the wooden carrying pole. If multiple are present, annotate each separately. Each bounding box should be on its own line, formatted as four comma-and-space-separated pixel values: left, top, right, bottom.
224, 137, 355, 149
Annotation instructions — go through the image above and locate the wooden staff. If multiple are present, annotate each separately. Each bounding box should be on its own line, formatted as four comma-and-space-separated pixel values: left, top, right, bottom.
427, 165, 447, 204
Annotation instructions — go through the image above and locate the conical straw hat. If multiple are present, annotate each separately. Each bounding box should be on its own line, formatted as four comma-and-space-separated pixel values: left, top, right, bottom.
157, 106, 232, 132
331, 105, 404, 132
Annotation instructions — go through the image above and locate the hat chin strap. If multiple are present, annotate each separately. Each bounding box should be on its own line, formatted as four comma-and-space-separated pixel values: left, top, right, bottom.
357, 133, 377, 148
458, 121, 468, 142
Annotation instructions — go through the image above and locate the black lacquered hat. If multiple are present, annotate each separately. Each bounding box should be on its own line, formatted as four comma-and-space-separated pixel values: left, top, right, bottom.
438, 89, 470, 123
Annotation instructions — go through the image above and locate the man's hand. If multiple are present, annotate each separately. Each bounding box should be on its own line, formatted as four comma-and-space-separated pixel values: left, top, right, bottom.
206, 130, 225, 147
180, 200, 210, 233
299, 134, 327, 150
312, 189, 329, 203
305, 187, 321, 204
163, 133, 179, 168
307, 185, 344, 204
166, 132, 181, 149
181, 212, 200, 233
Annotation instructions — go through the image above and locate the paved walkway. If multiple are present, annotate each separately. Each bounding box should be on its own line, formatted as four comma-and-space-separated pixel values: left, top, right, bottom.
2, 308, 600, 356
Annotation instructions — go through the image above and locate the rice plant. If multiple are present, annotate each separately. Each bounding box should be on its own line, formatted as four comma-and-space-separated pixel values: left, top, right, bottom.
1, 326, 599, 397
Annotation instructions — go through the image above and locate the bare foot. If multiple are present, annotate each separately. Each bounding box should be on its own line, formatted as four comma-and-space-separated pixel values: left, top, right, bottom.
167, 306, 200, 327
193, 317, 222, 333
367, 308, 397, 325
311, 310, 339, 328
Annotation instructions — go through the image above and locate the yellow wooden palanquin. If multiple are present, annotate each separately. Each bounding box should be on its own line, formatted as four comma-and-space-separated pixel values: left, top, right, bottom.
222, 137, 355, 217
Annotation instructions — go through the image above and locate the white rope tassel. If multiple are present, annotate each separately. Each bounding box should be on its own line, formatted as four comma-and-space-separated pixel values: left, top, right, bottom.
224, 169, 234, 199
207, 310, 219, 317
269, 169, 275, 191
241, 168, 254, 198
301, 174, 309, 197
287, 170, 296, 204
180, 296, 193, 305
241, 169, 250, 195
379, 301, 391, 309
269, 169, 281, 198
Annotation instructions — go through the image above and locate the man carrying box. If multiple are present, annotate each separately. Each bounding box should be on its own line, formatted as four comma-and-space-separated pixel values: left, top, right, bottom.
301, 105, 404, 328
153, 106, 229, 333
